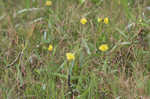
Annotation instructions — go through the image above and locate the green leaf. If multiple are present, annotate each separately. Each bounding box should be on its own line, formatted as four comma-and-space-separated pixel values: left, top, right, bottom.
79, 0, 85, 4
82, 39, 91, 55
26, 0, 30, 8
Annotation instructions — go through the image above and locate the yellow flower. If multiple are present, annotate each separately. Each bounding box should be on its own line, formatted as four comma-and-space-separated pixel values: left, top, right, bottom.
104, 17, 109, 24
66, 53, 75, 61
48, 44, 53, 51
97, 18, 102, 23
80, 18, 87, 24
45, 1, 52, 6
99, 44, 109, 52
139, 19, 142, 23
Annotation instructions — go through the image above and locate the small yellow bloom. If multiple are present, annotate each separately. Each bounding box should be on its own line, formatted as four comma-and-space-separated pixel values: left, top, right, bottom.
80, 18, 87, 24
139, 19, 142, 23
104, 17, 109, 24
66, 53, 75, 61
97, 18, 102, 23
99, 44, 109, 52
45, 1, 52, 6
48, 44, 53, 51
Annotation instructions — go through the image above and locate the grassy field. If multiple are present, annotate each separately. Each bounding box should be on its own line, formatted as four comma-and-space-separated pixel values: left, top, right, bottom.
0, 0, 150, 98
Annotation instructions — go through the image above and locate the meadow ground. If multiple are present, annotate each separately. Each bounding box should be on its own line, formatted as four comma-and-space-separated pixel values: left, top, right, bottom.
0, 0, 150, 99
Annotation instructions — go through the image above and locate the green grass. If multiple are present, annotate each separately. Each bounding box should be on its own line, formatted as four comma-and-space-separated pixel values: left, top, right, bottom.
0, 0, 150, 98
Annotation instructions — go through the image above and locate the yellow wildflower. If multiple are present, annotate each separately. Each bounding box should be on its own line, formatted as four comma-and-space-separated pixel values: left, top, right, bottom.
66, 53, 75, 61
99, 44, 109, 52
48, 44, 53, 51
139, 19, 142, 23
45, 1, 52, 6
80, 18, 87, 24
97, 18, 102, 23
104, 17, 109, 24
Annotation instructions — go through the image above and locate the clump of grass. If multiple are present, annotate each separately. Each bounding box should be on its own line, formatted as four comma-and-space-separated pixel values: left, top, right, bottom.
0, 0, 150, 99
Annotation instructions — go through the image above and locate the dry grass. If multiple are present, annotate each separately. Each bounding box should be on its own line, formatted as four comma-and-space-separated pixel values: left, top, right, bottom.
0, 0, 150, 99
